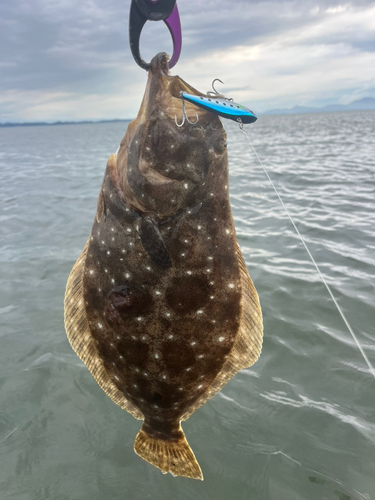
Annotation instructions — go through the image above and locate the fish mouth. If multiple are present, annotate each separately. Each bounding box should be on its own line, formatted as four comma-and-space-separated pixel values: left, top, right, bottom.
115, 52, 227, 219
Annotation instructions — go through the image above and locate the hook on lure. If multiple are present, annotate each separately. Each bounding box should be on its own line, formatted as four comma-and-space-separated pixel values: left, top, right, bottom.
176, 80, 257, 127
175, 95, 199, 127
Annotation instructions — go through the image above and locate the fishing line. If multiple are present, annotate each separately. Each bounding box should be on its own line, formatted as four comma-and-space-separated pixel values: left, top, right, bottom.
237, 122, 375, 380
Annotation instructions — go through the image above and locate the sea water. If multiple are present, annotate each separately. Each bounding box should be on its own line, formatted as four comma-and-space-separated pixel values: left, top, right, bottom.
0, 111, 374, 500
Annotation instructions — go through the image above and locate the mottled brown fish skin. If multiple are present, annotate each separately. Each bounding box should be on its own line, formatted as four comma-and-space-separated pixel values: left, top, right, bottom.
64, 52, 263, 480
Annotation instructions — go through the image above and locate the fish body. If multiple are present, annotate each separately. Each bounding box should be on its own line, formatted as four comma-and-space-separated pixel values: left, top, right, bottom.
64, 53, 263, 480
181, 91, 257, 124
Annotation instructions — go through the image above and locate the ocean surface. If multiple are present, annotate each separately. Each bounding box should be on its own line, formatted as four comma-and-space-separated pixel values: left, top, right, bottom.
1, 111, 374, 500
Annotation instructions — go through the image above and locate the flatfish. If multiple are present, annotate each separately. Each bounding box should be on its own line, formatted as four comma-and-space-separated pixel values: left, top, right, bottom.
64, 52, 263, 480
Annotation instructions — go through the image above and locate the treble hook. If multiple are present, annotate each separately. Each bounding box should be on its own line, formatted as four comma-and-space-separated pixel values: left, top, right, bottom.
175, 95, 199, 127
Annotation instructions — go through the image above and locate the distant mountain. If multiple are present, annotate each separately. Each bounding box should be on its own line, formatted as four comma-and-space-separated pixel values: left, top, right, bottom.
1, 97, 374, 126
264, 97, 375, 115
0, 118, 131, 128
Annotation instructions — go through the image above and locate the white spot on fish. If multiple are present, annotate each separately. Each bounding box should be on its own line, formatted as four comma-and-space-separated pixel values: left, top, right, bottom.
137, 317, 143, 322
210, 295, 214, 300
186, 367, 191, 371
198, 384, 203, 389
197, 310, 203, 315
225, 229, 230, 234
126, 228, 132, 233
165, 312, 171, 317
181, 253, 185, 257
122, 249, 126, 253
208, 256, 213, 261
209, 193, 214, 197
107, 250, 111, 255
184, 239, 188, 243
154, 353, 160, 359
104, 269, 108, 273
98, 323, 103, 329
111, 278, 115, 284
115, 376, 120, 381
206, 269, 212, 273
184, 183, 188, 189
218, 336, 225, 342
198, 354, 204, 359
133, 384, 138, 389
186, 270, 192, 275
178, 387, 183, 391
171, 144, 175, 149
146, 266, 151, 271
228, 283, 235, 289
125, 273, 130, 278
155, 290, 161, 296
168, 334, 174, 340
210, 281, 214, 286
111, 227, 115, 232
197, 225, 202, 230
101, 241, 105, 245
89, 269, 94, 275
191, 341, 196, 346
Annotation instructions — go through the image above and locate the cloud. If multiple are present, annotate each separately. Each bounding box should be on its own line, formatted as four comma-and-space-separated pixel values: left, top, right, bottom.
1, 0, 375, 121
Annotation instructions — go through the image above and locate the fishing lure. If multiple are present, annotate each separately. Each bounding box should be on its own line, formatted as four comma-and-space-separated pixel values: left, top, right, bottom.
176, 79, 257, 126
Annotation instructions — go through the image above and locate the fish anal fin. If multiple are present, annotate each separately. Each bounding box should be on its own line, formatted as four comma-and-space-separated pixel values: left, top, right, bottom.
64, 239, 144, 420
181, 243, 263, 421
134, 424, 203, 480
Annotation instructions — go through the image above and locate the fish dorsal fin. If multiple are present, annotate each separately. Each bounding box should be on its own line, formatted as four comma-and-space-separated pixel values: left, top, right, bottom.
64, 239, 144, 420
181, 243, 263, 421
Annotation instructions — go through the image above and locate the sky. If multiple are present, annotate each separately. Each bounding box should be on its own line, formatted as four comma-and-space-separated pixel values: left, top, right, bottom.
1, 0, 375, 122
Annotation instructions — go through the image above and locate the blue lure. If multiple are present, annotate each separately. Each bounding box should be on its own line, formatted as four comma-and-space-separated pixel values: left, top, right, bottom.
175, 79, 257, 126
181, 91, 257, 124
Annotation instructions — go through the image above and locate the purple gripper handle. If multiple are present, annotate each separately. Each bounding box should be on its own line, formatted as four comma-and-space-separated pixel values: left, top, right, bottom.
163, 4, 182, 69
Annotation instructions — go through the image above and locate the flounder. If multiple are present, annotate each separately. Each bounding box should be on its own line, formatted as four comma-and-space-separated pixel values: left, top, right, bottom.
64, 52, 263, 480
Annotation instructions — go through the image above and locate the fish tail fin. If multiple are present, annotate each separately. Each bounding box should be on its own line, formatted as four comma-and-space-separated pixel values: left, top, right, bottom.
134, 423, 203, 480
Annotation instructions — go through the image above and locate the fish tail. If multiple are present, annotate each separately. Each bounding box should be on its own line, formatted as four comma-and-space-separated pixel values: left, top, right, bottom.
134, 423, 203, 480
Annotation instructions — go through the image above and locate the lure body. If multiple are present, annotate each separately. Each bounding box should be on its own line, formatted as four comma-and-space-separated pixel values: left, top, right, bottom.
181, 91, 257, 124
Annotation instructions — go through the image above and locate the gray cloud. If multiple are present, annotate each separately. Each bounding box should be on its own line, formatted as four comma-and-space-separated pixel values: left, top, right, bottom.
1, 0, 375, 120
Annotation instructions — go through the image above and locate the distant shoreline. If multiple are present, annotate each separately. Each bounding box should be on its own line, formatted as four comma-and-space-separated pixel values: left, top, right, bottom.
1, 103, 374, 128
0, 118, 132, 128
